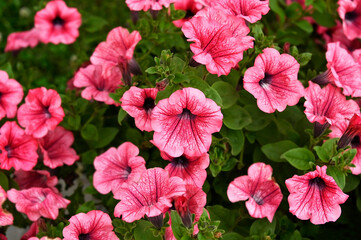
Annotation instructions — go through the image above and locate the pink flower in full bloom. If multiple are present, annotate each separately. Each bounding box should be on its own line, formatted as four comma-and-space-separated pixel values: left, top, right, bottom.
211, 0, 270, 23
286, 165, 348, 224
121, 86, 158, 131
14, 170, 58, 191
304, 81, 360, 125
17, 87, 65, 138
34, 0, 81, 44
0, 186, 13, 226
324, 42, 361, 97
163, 152, 209, 187
182, 9, 254, 76
90, 27, 142, 85
73, 64, 122, 105
243, 48, 304, 113
126, 0, 176, 11
329, 115, 361, 175
0, 122, 38, 171
114, 168, 186, 222
227, 163, 283, 222
151, 87, 223, 158
338, 0, 361, 40
7, 187, 70, 221
63, 210, 119, 240
38, 126, 79, 169
93, 142, 146, 196
0, 70, 24, 120
5, 28, 40, 52
173, 0, 205, 27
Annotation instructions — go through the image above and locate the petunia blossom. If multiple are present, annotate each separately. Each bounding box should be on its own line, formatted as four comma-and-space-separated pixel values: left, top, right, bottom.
114, 168, 186, 222
29, 237, 61, 240
63, 210, 119, 240
38, 126, 79, 169
21, 219, 43, 240
227, 162, 283, 222
126, 0, 176, 11
14, 170, 58, 191
93, 142, 146, 196
173, 0, 204, 27
182, 10, 254, 76
338, 0, 361, 40
0, 70, 24, 120
211, 0, 270, 23
73, 64, 122, 105
304, 81, 360, 126
285, 165, 348, 224
163, 152, 209, 187
151, 87, 223, 158
90, 26, 142, 85
0, 186, 13, 226
0, 121, 38, 171
34, 0, 81, 44
17, 87, 65, 138
120, 86, 158, 131
243, 48, 304, 113
329, 115, 361, 175
7, 187, 70, 221
5, 28, 40, 52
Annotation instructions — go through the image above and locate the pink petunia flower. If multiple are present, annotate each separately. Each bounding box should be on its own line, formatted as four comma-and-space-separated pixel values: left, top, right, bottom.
114, 168, 186, 223
338, 0, 361, 40
73, 64, 122, 105
211, 0, 270, 23
0, 234, 6, 240
182, 9, 254, 76
126, 0, 176, 11
243, 48, 304, 113
29, 237, 61, 240
322, 42, 361, 97
20, 219, 43, 240
172, 0, 205, 27
0, 121, 38, 171
14, 170, 58, 191
329, 115, 361, 175
38, 126, 79, 169
227, 162, 283, 222
304, 81, 360, 126
163, 152, 209, 187
120, 86, 158, 131
63, 210, 119, 240
17, 87, 65, 138
0, 186, 13, 226
151, 87, 223, 158
90, 27, 142, 85
7, 187, 70, 221
0, 70, 24, 120
93, 142, 146, 196
34, 0, 81, 44
286, 165, 348, 224
5, 28, 40, 52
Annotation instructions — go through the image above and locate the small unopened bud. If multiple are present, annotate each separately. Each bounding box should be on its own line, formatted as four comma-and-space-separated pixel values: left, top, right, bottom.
156, 78, 169, 91
189, 57, 201, 67
214, 232, 222, 238
175, 196, 192, 228
313, 121, 330, 138
148, 214, 164, 229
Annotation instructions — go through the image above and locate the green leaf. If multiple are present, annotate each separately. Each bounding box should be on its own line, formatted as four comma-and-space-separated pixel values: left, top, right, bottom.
327, 166, 346, 189
222, 157, 238, 171
88, 127, 119, 148
211, 81, 238, 109
134, 220, 162, 240
84, 16, 108, 33
67, 115, 81, 130
314, 138, 337, 162
244, 105, 272, 131
171, 210, 188, 240
81, 150, 97, 165
145, 67, 158, 74
250, 218, 277, 236
81, 124, 99, 141
220, 127, 244, 156
76, 201, 96, 214
118, 109, 127, 126
296, 52, 312, 66
343, 174, 360, 192
281, 148, 315, 170
312, 10, 336, 27
269, 0, 285, 24
222, 233, 246, 240
207, 205, 238, 232
0, 171, 9, 191
305, 0, 314, 6
0, 62, 14, 78
261, 140, 298, 162
222, 105, 252, 130
295, 20, 313, 33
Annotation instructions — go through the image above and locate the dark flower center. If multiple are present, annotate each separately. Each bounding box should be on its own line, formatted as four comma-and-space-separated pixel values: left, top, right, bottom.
44, 106, 51, 118
122, 166, 132, 179
309, 177, 326, 190
143, 97, 155, 111
172, 155, 189, 168
345, 11, 358, 21
259, 73, 272, 88
52, 16, 65, 26
78, 233, 91, 240
351, 135, 361, 148
251, 191, 264, 205
180, 108, 196, 120
185, 10, 194, 19
2, 145, 12, 158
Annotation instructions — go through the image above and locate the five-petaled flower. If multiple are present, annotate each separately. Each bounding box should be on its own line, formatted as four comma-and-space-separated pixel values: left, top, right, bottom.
286, 165, 348, 224
338, 0, 361, 40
